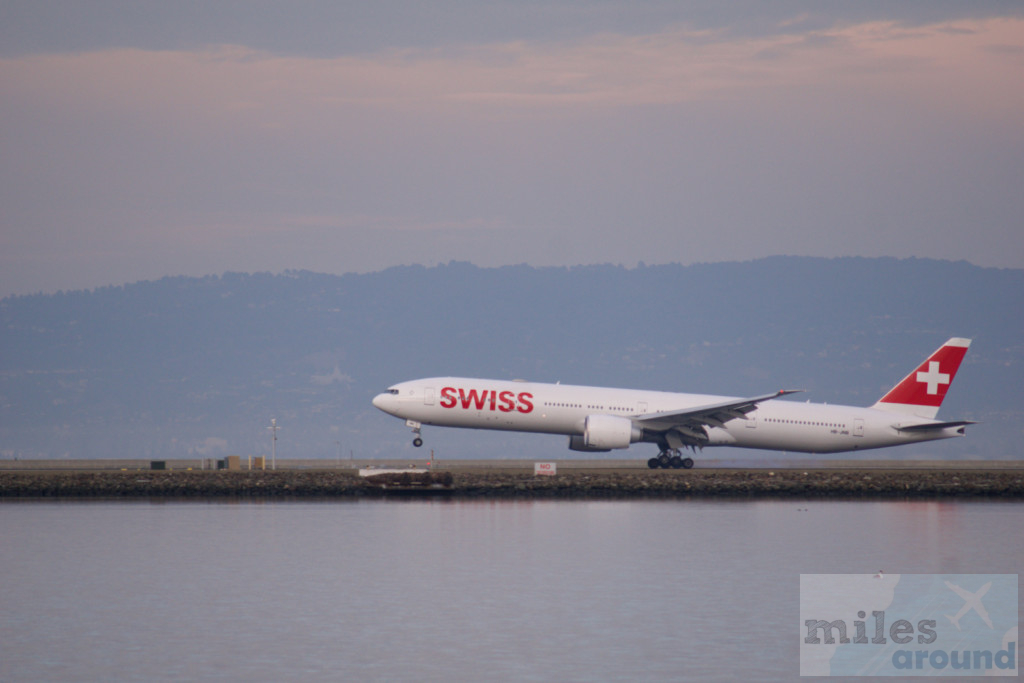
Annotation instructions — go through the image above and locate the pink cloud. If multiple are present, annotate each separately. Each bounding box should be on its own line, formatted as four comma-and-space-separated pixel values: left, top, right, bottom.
2, 17, 1022, 295
3, 18, 1021, 123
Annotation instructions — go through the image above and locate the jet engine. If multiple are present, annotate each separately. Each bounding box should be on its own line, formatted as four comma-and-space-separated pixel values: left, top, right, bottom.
568, 435, 608, 452
568, 414, 642, 451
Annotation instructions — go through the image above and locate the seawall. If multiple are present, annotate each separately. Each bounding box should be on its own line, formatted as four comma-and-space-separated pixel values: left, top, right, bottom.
2, 468, 1023, 499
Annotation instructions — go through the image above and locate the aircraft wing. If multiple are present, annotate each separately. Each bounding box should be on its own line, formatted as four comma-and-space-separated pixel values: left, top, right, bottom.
636, 390, 800, 446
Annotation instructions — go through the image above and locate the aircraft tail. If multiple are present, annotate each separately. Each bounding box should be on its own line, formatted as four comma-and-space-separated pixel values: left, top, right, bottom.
872, 338, 971, 419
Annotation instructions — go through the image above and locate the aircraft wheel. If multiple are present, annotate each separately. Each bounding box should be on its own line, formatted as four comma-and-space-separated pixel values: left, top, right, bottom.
647, 457, 661, 469
413, 437, 423, 448
658, 452, 670, 467
669, 455, 683, 469
682, 457, 694, 469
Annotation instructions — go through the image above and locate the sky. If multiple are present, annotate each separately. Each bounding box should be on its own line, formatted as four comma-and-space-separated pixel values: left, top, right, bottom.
2, 1, 1023, 297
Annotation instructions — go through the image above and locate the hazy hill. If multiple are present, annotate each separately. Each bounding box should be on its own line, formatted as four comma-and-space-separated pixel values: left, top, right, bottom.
1, 257, 1021, 461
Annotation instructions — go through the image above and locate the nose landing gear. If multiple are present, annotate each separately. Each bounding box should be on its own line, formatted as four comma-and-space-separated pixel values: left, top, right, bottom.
406, 420, 424, 447
647, 449, 694, 469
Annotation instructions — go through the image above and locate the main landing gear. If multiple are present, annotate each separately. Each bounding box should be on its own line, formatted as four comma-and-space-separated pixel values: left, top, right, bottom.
647, 450, 694, 470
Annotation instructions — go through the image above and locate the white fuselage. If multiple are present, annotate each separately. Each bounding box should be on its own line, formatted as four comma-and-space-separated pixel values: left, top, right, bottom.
372, 377, 965, 454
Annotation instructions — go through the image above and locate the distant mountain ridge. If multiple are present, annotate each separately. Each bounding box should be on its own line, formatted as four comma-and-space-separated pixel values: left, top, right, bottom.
1, 257, 1021, 460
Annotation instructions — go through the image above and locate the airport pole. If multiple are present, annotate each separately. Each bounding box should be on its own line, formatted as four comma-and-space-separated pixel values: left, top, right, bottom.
269, 418, 277, 471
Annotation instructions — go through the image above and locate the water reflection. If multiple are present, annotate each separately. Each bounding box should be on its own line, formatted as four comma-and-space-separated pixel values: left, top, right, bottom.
1, 499, 1020, 681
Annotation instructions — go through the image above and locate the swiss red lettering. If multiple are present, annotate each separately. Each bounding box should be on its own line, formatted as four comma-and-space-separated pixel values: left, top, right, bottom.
459, 388, 488, 410
439, 387, 534, 414
440, 387, 457, 408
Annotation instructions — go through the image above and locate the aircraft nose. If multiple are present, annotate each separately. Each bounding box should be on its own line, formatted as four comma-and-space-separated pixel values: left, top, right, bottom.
372, 392, 395, 414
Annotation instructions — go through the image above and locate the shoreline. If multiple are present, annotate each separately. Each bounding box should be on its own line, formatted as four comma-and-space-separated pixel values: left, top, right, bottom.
2, 469, 1023, 499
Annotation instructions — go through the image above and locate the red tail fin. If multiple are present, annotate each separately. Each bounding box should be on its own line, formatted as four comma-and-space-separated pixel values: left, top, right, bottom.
872, 338, 971, 418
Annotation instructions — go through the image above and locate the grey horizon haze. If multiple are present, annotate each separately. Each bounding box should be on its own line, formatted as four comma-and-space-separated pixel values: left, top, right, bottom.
2, 258, 1021, 462
2, 1, 1024, 297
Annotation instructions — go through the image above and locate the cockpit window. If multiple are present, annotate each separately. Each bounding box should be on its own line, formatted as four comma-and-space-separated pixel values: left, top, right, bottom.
386, 388, 399, 395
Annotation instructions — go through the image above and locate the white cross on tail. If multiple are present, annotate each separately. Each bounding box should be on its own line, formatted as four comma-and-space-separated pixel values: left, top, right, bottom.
916, 361, 950, 395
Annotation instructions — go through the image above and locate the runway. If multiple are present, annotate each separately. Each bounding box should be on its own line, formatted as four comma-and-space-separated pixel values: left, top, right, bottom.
1, 457, 1022, 473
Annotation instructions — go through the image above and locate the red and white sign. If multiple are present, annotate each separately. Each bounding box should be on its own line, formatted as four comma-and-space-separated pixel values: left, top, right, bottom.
534, 462, 557, 476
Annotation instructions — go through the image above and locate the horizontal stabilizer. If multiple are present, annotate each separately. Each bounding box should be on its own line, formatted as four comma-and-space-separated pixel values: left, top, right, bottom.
894, 420, 977, 433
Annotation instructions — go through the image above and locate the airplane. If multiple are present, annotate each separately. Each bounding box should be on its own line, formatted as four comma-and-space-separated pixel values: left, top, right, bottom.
944, 580, 993, 631
372, 338, 973, 469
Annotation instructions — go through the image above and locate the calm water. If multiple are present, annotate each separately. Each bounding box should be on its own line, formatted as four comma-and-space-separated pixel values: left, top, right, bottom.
1, 499, 1021, 682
